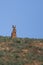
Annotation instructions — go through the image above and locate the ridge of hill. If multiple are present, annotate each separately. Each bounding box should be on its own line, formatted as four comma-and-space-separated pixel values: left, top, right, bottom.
0, 36, 43, 65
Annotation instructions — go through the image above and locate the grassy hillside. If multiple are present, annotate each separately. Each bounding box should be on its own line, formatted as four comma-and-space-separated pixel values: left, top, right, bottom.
0, 36, 43, 65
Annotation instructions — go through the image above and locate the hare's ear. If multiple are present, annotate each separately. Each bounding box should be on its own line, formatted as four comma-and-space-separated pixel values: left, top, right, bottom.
15, 25, 16, 28
12, 25, 14, 28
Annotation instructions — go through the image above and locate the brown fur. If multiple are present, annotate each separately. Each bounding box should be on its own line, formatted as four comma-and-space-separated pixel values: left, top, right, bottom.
11, 25, 16, 38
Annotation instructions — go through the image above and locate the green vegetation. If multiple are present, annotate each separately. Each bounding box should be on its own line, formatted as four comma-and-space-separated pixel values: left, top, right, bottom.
0, 36, 43, 65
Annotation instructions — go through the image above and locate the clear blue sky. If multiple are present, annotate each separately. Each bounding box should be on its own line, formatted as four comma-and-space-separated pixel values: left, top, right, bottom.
0, 0, 43, 38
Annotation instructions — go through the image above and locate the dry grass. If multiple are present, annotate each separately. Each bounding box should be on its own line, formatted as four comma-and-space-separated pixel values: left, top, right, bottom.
0, 37, 43, 65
